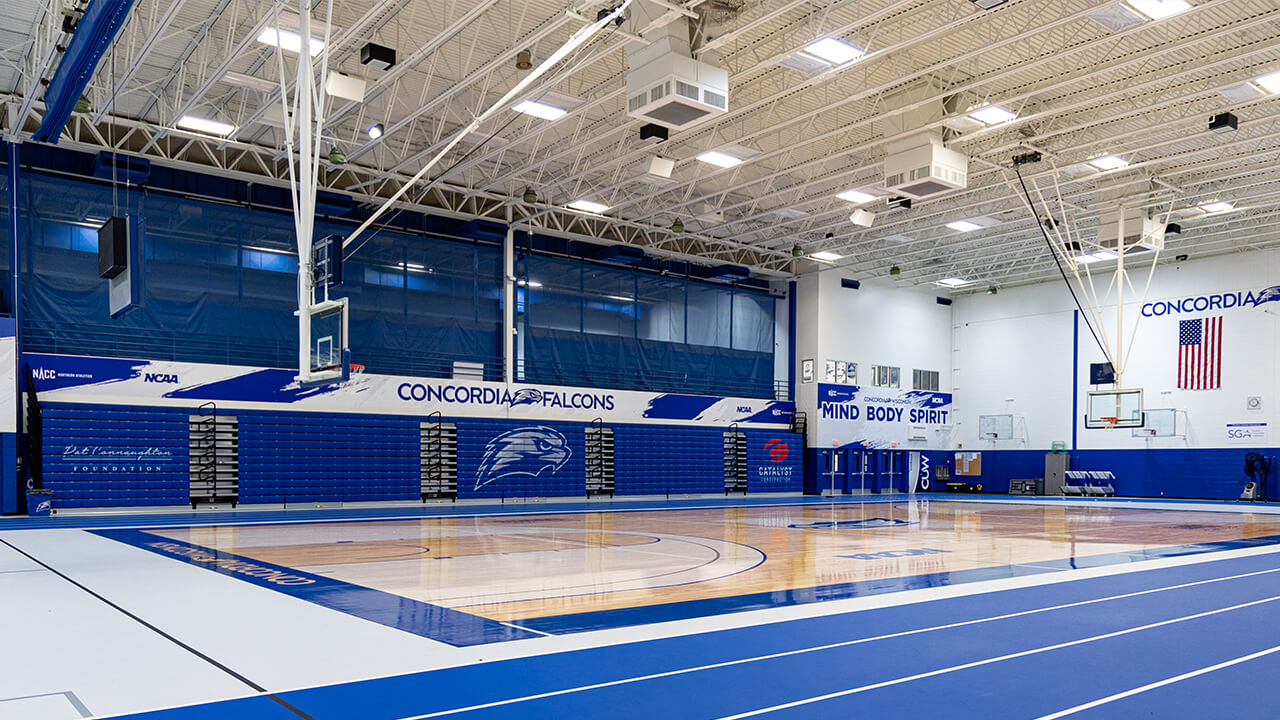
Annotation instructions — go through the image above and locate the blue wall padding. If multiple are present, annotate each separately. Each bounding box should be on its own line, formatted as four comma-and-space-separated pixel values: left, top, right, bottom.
42, 403, 190, 507
944, 448, 1277, 500
454, 419, 587, 499
613, 425, 726, 496
743, 429, 803, 492
38, 402, 800, 507
237, 412, 419, 504
0, 433, 17, 514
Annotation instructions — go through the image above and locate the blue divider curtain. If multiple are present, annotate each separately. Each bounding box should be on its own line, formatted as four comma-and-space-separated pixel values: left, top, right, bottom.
521, 255, 775, 398
14, 170, 776, 397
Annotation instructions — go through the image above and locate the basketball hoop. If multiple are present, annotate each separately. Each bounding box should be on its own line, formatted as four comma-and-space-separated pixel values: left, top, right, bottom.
349, 363, 366, 375
1101, 416, 1118, 432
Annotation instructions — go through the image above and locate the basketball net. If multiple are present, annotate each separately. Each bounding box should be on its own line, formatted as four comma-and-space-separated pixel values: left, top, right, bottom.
1007, 162, 1175, 390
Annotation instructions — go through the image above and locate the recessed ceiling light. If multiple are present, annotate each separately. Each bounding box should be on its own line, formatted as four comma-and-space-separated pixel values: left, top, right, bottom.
936, 277, 970, 287
221, 71, 277, 93
1074, 250, 1118, 264
811, 251, 843, 261
1255, 71, 1280, 94
526, 281, 543, 288
606, 295, 635, 302
968, 105, 1017, 125
567, 200, 609, 214
177, 115, 235, 136
367, 123, 384, 139
946, 220, 981, 232
1088, 154, 1129, 170
1124, 0, 1190, 20
801, 37, 864, 65
256, 27, 324, 56
836, 189, 876, 204
696, 150, 744, 168
513, 99, 567, 121
1200, 201, 1235, 213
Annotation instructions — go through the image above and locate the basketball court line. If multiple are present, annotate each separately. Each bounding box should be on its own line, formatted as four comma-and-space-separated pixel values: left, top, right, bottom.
1030, 644, 1280, 719
710, 594, 1280, 720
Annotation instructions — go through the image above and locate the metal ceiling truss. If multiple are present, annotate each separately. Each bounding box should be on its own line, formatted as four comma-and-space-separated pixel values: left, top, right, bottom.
2, 0, 1279, 291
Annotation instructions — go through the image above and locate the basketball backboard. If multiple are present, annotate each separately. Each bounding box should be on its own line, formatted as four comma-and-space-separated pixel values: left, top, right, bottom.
1086, 388, 1143, 429
299, 297, 349, 385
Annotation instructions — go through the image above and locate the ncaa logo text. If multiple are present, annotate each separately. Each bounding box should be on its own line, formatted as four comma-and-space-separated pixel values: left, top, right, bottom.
145, 373, 179, 384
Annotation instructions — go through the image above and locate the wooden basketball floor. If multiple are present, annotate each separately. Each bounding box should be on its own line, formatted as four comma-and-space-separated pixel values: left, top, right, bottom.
94, 498, 1280, 642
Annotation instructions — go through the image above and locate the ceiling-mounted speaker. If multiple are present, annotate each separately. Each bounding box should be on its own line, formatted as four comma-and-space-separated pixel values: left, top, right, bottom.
647, 155, 675, 178
360, 42, 396, 71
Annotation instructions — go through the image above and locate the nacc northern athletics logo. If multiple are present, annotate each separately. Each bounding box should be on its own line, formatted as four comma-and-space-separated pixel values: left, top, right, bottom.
1143, 284, 1280, 317
475, 426, 570, 490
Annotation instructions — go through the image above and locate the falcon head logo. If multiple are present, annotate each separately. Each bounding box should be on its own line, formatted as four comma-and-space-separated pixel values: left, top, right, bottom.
476, 426, 569, 490
1254, 285, 1280, 306
509, 388, 543, 407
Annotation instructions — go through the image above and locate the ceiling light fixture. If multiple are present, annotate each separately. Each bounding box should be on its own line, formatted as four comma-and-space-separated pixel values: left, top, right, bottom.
968, 105, 1017, 125
811, 251, 843, 262
1124, 0, 1190, 20
1088, 154, 1130, 170
946, 220, 981, 232
836, 189, 876, 204
221, 71, 277, 93
1254, 71, 1280, 94
176, 115, 235, 136
567, 200, 609, 214
1200, 201, 1235, 213
513, 99, 567, 120
936, 277, 970, 287
800, 37, 865, 65
695, 150, 744, 168
256, 27, 324, 56
367, 123, 384, 140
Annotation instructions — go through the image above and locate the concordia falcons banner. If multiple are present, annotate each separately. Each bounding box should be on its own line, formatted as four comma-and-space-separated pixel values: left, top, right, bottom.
24, 354, 794, 427
817, 383, 952, 448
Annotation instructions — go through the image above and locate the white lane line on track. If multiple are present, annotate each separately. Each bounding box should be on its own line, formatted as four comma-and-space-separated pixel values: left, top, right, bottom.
393, 566, 1280, 719
1032, 644, 1280, 719
715, 595, 1280, 719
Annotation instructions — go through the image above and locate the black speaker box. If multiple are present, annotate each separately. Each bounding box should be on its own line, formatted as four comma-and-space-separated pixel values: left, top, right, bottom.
98, 216, 128, 279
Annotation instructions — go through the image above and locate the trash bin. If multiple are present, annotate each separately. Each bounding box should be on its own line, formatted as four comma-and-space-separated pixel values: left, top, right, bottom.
26, 490, 53, 517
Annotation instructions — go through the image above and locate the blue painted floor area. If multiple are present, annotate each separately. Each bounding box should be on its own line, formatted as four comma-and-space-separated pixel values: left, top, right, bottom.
99, 551, 1280, 720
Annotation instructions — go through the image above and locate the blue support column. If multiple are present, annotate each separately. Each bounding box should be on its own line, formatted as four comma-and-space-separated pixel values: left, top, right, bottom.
4, 140, 20, 514
1072, 310, 1079, 451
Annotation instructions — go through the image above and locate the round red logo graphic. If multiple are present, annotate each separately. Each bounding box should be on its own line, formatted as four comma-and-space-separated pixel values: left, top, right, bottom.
764, 438, 789, 463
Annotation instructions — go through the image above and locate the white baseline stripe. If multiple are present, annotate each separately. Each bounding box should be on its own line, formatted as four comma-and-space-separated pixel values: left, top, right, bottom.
393, 567, 1280, 719
1033, 644, 1280, 720
715, 594, 1280, 720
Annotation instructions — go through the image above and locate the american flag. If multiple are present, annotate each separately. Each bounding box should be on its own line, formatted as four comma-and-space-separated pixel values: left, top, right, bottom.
1178, 316, 1222, 390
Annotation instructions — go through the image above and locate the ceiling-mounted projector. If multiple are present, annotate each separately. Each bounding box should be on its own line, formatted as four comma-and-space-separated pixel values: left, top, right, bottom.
626, 36, 728, 130
883, 133, 969, 198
